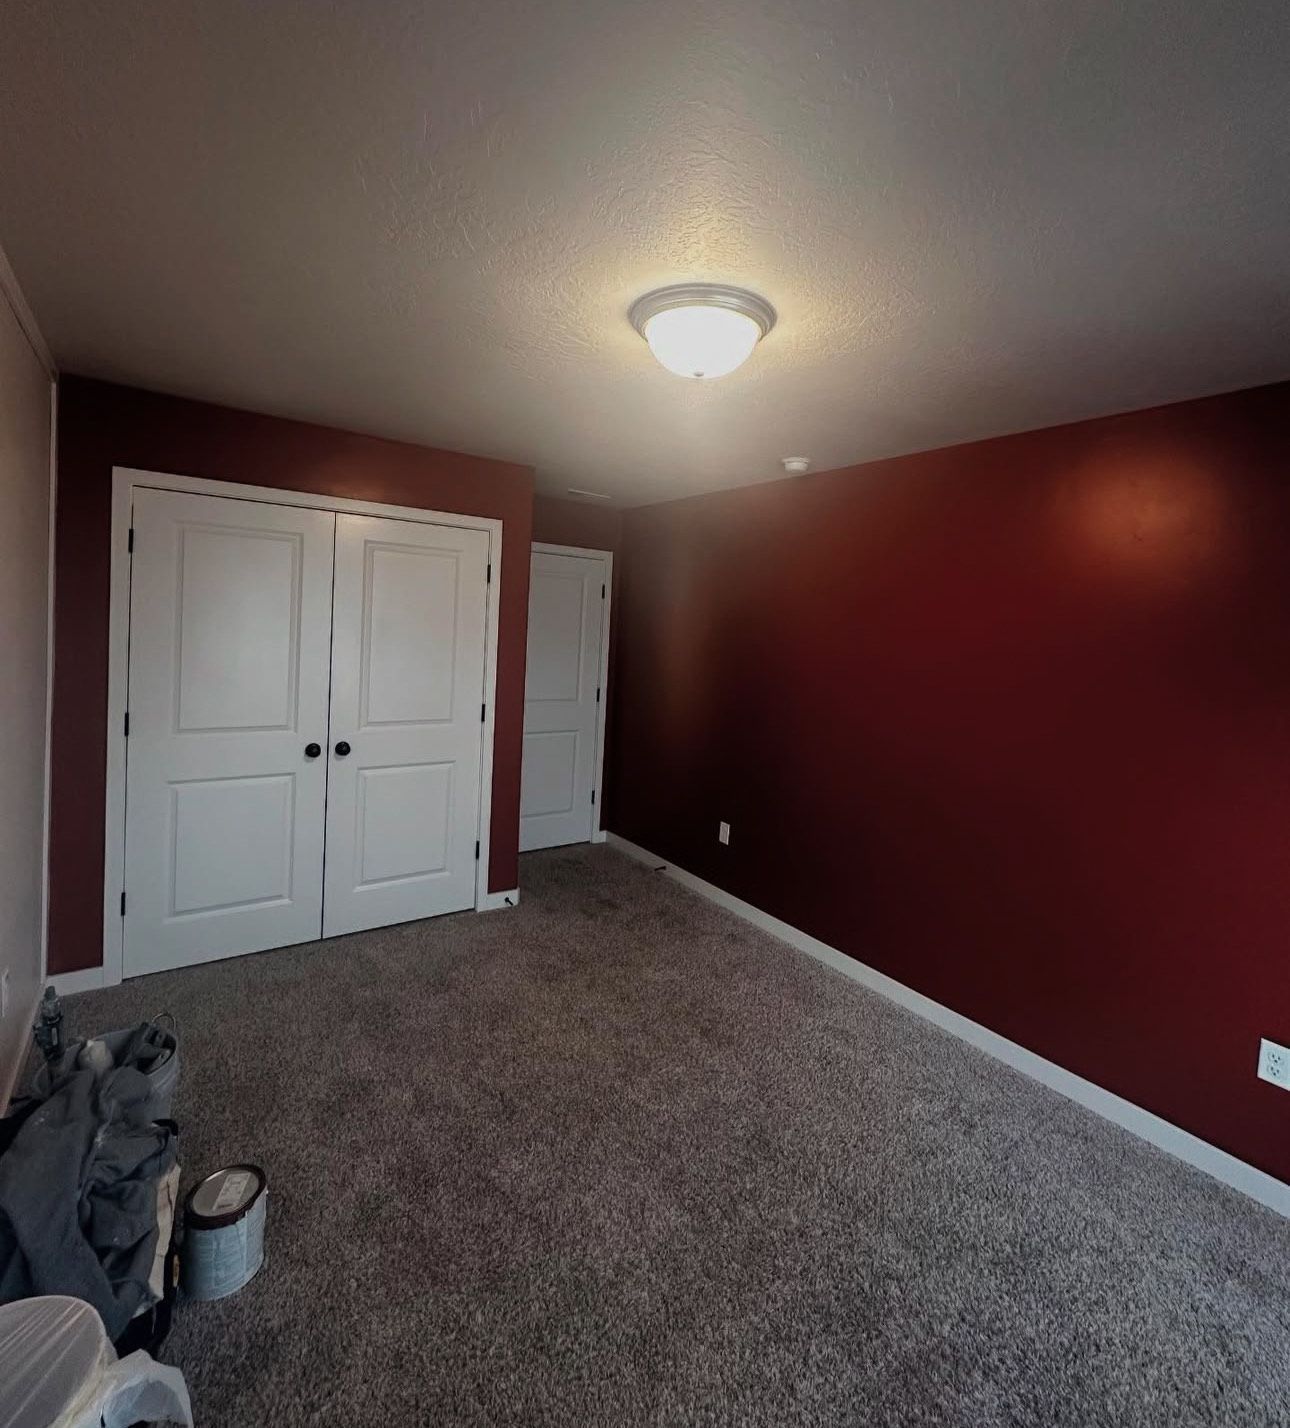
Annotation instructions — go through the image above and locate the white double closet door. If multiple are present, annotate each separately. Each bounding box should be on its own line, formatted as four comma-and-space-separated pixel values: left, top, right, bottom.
123, 488, 489, 977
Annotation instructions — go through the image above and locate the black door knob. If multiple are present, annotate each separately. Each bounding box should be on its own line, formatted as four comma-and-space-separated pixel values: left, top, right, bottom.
334, 740, 351, 757
304, 742, 321, 758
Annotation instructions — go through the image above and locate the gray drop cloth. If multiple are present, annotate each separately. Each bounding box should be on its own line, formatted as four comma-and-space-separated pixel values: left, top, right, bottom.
0, 1065, 177, 1339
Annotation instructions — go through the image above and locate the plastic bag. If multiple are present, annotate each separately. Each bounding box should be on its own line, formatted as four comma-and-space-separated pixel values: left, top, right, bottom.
0, 1294, 191, 1428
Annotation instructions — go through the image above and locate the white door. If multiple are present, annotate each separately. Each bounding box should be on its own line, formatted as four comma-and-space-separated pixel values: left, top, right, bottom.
123, 489, 335, 976
520, 549, 608, 851
323, 514, 490, 937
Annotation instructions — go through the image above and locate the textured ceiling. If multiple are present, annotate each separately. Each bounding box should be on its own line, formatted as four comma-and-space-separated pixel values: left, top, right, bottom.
2, 0, 1288, 505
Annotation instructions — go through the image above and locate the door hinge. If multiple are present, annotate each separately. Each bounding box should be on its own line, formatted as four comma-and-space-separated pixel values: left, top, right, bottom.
591, 789, 596, 806
475, 839, 480, 860
120, 891, 126, 916
480, 702, 486, 722
595, 687, 601, 703
601, 582, 606, 599
123, 711, 130, 737
127, 527, 135, 553
486, 562, 492, 584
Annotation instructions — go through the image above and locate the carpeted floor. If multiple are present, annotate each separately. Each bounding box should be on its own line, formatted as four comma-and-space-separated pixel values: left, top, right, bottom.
61, 845, 1289, 1426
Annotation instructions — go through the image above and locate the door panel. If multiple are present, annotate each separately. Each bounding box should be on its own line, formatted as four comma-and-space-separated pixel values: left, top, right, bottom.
174, 526, 303, 730
123, 489, 335, 976
527, 573, 586, 700
355, 762, 453, 884
520, 550, 607, 851
521, 731, 579, 818
169, 774, 295, 915
324, 514, 489, 936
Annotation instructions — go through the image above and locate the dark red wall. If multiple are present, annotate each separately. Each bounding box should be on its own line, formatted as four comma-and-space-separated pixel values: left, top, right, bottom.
608, 382, 1290, 1182
532, 494, 622, 553
50, 377, 533, 975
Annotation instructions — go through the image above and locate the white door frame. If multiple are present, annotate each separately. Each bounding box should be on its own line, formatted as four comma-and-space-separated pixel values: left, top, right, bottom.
100, 465, 509, 988
529, 541, 612, 844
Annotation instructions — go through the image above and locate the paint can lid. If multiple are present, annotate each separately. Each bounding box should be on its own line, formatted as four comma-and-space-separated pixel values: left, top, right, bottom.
185, 1164, 267, 1230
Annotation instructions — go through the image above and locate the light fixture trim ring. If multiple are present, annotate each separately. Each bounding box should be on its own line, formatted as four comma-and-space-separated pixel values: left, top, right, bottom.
628, 283, 777, 341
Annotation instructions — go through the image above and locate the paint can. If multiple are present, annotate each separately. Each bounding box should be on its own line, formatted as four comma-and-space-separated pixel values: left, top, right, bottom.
180, 1165, 267, 1301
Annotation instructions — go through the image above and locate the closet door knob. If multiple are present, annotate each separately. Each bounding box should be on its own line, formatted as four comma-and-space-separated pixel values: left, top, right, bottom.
334, 740, 351, 757
304, 742, 322, 758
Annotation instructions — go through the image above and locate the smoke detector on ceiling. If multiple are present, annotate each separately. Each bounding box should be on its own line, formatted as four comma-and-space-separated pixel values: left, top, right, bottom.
781, 456, 811, 475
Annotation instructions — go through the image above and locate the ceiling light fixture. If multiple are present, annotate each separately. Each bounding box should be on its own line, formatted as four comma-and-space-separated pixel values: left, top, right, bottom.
629, 284, 776, 379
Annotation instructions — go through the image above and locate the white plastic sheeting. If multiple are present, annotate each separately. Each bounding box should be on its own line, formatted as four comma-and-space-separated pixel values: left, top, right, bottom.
0, 1295, 191, 1428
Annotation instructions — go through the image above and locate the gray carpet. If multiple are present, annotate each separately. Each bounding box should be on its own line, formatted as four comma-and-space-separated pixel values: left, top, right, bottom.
60, 845, 1289, 1426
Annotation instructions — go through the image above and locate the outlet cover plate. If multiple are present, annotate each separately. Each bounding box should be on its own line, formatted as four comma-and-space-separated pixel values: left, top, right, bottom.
718, 821, 731, 845
1257, 1038, 1290, 1090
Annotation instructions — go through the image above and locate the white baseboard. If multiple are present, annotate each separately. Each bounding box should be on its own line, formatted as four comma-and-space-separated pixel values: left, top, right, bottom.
605, 832, 1290, 1218
50, 894, 523, 993
48, 966, 107, 998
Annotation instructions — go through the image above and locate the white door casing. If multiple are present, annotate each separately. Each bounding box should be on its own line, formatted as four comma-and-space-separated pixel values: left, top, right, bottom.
520, 546, 610, 851
323, 513, 491, 936
123, 489, 335, 976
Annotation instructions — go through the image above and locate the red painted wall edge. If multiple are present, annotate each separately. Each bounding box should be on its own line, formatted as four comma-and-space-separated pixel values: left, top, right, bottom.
48, 376, 534, 975
607, 381, 1290, 1183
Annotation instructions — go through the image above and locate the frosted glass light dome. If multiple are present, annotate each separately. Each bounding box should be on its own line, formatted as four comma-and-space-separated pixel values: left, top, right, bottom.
629, 284, 776, 380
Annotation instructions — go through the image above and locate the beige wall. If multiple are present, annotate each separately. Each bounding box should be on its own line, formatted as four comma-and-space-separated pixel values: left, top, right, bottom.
0, 294, 51, 1105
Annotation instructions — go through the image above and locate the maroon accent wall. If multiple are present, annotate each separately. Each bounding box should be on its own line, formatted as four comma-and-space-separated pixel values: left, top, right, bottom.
608, 382, 1290, 1182
531, 494, 622, 553
49, 377, 533, 975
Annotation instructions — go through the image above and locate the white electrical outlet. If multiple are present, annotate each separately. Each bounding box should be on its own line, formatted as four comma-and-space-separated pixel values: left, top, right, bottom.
1257, 1038, 1290, 1090
718, 821, 731, 845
